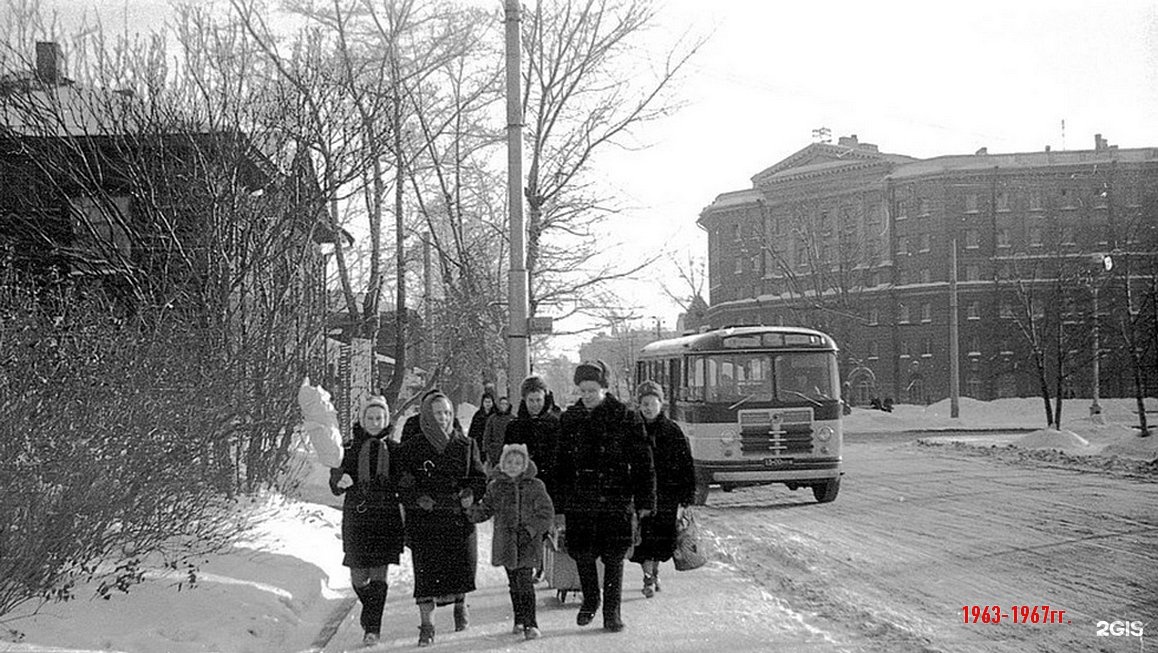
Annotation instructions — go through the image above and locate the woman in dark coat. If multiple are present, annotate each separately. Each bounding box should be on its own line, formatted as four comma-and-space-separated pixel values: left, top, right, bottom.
503, 375, 562, 501
396, 391, 487, 647
327, 396, 406, 646
482, 396, 514, 468
628, 381, 696, 597
555, 361, 655, 633
466, 389, 496, 455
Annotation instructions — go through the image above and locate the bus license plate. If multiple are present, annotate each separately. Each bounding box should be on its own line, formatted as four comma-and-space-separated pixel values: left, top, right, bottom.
763, 458, 791, 469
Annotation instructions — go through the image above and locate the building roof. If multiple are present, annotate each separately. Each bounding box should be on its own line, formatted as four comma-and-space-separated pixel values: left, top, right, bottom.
887, 146, 1158, 180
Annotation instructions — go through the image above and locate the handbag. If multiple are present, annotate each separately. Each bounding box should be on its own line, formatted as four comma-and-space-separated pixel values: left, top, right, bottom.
672, 508, 707, 571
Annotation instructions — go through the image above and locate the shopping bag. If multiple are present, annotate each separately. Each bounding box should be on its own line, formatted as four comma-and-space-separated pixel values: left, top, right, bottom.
672, 508, 707, 571
297, 377, 343, 469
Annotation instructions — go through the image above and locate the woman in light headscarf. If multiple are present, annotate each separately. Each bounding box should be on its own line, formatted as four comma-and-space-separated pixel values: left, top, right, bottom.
396, 391, 487, 647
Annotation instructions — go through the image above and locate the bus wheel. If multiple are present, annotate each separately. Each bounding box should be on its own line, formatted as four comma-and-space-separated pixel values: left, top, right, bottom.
693, 479, 709, 506
812, 478, 840, 503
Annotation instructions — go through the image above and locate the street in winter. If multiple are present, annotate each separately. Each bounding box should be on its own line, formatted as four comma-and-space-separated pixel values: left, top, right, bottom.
3, 2, 1157, 653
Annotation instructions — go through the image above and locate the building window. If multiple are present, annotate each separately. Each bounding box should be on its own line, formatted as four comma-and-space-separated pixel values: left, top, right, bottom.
734, 258, 743, 275
69, 195, 132, 269
996, 228, 1010, 249
996, 191, 1009, 212
868, 308, 880, 326
921, 302, 932, 323
1028, 190, 1043, 211
1061, 227, 1076, 246
868, 341, 879, 360
899, 340, 910, 358
964, 229, 980, 249
964, 264, 980, 282
922, 339, 933, 357
1029, 226, 1043, 248
1000, 338, 1014, 355
965, 193, 979, 213
897, 236, 909, 255
965, 376, 983, 398
917, 198, 929, 216
968, 335, 981, 355
1000, 301, 1014, 318
920, 268, 932, 284
898, 304, 910, 324
967, 301, 980, 319
1060, 187, 1077, 209
732, 223, 742, 242
919, 233, 931, 253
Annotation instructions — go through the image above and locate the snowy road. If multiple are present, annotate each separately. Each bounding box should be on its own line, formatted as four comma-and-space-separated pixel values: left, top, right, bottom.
701, 436, 1158, 653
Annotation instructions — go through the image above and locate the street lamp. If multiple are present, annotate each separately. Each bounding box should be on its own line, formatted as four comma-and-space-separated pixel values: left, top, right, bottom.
1090, 252, 1113, 421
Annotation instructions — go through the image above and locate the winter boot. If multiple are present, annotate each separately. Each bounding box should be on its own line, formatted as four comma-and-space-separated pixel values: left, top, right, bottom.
509, 590, 524, 634
453, 599, 470, 632
417, 624, 435, 647
641, 560, 656, 598
575, 555, 600, 626
359, 581, 388, 637
602, 556, 625, 632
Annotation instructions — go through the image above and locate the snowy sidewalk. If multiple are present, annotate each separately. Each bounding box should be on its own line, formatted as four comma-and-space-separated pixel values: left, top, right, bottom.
317, 519, 845, 653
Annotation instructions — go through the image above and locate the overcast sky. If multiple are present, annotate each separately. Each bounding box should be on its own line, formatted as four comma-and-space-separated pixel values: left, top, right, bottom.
40, 0, 1158, 355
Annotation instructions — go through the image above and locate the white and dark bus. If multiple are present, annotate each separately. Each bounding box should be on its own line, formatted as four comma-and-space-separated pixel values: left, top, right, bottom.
636, 325, 843, 505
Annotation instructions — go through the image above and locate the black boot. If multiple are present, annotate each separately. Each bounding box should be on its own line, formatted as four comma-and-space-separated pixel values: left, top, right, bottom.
602, 555, 625, 632
454, 599, 470, 632
575, 554, 601, 626
360, 581, 388, 636
509, 590, 524, 633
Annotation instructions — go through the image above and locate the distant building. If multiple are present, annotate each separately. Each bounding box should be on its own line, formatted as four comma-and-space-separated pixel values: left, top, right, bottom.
699, 134, 1158, 404
579, 325, 675, 399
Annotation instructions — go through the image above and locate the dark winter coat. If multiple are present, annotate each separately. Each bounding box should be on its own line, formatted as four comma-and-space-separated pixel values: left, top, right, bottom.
468, 460, 555, 570
338, 424, 406, 568
482, 409, 514, 466
629, 411, 696, 563
396, 426, 487, 599
555, 393, 656, 555
503, 396, 562, 501
466, 392, 495, 454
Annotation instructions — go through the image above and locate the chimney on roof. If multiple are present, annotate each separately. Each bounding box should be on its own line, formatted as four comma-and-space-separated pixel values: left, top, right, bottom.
35, 41, 64, 85
837, 134, 859, 147
975, 147, 988, 155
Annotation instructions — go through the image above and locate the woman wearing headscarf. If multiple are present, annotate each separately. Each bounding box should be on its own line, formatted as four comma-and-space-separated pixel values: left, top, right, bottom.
466, 387, 497, 456
328, 396, 406, 646
555, 361, 655, 633
396, 391, 487, 647
628, 381, 696, 598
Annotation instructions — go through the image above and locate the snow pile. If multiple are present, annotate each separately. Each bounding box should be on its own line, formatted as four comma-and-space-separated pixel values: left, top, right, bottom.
1010, 428, 1093, 453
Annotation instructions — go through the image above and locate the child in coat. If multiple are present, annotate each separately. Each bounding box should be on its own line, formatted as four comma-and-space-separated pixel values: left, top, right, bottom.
468, 443, 555, 639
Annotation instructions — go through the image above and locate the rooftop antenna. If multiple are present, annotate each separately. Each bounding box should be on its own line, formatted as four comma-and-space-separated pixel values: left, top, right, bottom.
1061, 119, 1066, 151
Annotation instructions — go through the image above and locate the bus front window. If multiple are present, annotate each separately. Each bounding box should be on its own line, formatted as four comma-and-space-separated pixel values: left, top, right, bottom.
774, 352, 838, 403
704, 354, 772, 403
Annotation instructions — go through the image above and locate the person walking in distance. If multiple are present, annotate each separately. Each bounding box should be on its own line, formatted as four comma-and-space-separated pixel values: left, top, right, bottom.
467, 387, 497, 458
396, 391, 487, 647
482, 396, 514, 470
328, 396, 405, 646
555, 361, 656, 633
468, 444, 555, 639
628, 381, 695, 598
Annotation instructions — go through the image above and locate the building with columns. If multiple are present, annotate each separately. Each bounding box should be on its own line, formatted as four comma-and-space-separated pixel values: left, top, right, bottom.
698, 134, 1158, 405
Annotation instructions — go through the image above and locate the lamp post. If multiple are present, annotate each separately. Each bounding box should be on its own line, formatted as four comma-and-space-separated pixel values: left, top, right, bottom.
1090, 253, 1113, 421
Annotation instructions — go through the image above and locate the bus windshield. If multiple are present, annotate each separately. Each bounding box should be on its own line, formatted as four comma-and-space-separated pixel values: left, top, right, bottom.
688, 351, 838, 405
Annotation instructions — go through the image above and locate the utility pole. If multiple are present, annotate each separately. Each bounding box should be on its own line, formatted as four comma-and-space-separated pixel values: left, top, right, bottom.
505, 0, 529, 399
949, 237, 960, 418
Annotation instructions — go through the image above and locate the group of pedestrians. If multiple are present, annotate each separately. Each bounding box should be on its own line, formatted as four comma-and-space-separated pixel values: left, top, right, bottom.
325, 360, 695, 647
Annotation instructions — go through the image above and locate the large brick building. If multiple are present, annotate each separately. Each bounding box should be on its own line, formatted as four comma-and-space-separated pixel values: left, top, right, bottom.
698, 134, 1158, 405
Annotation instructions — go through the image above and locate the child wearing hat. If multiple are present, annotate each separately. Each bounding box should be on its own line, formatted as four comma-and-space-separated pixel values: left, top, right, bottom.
468, 444, 555, 640
329, 395, 406, 646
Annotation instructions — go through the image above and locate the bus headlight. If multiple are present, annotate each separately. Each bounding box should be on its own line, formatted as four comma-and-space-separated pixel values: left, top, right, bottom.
815, 425, 834, 442
719, 429, 738, 457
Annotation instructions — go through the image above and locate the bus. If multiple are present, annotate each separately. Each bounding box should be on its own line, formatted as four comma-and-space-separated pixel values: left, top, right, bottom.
635, 325, 843, 505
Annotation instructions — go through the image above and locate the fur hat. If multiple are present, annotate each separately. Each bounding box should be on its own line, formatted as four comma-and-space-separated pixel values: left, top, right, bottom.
636, 380, 664, 403
499, 443, 529, 476
360, 395, 390, 422
573, 360, 608, 388
520, 374, 549, 397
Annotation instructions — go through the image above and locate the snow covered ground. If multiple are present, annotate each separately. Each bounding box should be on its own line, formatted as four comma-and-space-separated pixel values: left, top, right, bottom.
1, 397, 1153, 653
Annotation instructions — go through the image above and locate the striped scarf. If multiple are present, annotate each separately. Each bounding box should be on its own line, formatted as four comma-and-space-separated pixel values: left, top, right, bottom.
356, 437, 390, 484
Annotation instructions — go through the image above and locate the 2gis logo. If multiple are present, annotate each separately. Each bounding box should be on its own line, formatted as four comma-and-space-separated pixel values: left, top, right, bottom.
1095, 619, 1145, 638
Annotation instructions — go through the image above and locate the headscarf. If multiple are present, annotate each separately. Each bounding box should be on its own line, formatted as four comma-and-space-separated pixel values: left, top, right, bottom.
419, 391, 455, 453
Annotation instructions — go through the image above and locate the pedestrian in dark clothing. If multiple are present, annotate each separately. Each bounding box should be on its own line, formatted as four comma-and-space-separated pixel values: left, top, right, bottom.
396, 391, 488, 647
482, 396, 514, 469
555, 360, 656, 633
628, 381, 695, 598
468, 444, 555, 640
328, 395, 406, 646
466, 389, 496, 455
503, 375, 562, 502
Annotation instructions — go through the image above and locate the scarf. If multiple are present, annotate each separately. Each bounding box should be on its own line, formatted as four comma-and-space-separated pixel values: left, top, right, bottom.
356, 436, 390, 484
419, 391, 454, 454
